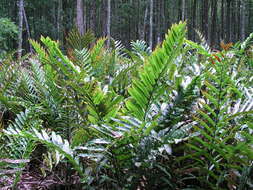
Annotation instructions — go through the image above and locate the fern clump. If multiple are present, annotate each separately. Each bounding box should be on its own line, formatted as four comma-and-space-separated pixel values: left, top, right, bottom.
1, 23, 253, 189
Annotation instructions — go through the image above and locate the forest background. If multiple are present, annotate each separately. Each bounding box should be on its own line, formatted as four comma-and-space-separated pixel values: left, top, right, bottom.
1, 0, 253, 55
1, 0, 253, 189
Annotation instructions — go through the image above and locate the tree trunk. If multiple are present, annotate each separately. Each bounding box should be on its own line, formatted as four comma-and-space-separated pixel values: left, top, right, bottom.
22, 5, 32, 52
237, 0, 241, 40
221, 0, 224, 40
76, 0, 84, 35
149, 0, 153, 49
18, 0, 24, 59
226, 0, 231, 42
210, 0, 217, 47
141, 3, 148, 41
241, 0, 246, 40
90, 1, 96, 34
231, 0, 236, 42
106, 0, 111, 47
157, 0, 163, 44
101, 0, 107, 36
57, 0, 63, 41
83, 0, 86, 33
137, 0, 140, 39
182, 0, 186, 21
161, 0, 165, 35
192, 0, 197, 41
202, 0, 209, 41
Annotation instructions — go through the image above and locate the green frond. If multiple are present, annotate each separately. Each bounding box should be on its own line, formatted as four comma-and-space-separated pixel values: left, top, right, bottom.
126, 22, 187, 121
40, 36, 80, 77
195, 29, 211, 53
112, 39, 126, 57
4, 127, 85, 179
90, 37, 107, 62
158, 76, 200, 132
29, 38, 48, 64
73, 48, 93, 76
131, 40, 151, 58
66, 28, 95, 50
241, 32, 253, 50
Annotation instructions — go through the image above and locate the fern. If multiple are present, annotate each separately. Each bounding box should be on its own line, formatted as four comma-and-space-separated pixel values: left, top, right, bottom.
195, 29, 211, 53
131, 40, 151, 59
66, 28, 95, 50
1, 22, 252, 189
73, 48, 93, 76
0, 109, 37, 188
4, 127, 86, 178
112, 39, 126, 58
157, 76, 201, 132
182, 55, 253, 188
126, 22, 187, 121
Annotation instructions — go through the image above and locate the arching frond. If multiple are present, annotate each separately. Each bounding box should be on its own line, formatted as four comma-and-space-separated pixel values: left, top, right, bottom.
126, 22, 187, 121
66, 28, 95, 50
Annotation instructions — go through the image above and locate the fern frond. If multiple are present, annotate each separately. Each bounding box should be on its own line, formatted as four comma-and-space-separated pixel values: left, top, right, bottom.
66, 28, 95, 50
90, 37, 107, 63
158, 76, 200, 132
195, 29, 211, 53
113, 39, 126, 57
126, 22, 187, 121
38, 36, 81, 79
29, 39, 48, 64
73, 48, 93, 76
131, 40, 151, 58
241, 32, 253, 50
4, 127, 85, 179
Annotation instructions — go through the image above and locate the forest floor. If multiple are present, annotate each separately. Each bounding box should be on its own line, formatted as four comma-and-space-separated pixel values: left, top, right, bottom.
0, 171, 64, 190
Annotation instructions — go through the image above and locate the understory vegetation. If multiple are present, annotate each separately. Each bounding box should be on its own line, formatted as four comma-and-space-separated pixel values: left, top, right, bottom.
0, 22, 253, 189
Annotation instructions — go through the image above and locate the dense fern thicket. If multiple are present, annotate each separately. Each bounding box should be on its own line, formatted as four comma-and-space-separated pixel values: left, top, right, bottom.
0, 22, 253, 189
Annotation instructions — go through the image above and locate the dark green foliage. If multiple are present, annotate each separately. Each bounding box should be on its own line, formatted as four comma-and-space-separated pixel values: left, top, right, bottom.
0, 18, 18, 58
66, 28, 95, 51
1, 23, 253, 189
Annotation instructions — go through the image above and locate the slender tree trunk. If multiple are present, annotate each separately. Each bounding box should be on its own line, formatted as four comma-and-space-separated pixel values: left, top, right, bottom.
137, 0, 140, 39
149, 0, 153, 49
141, 3, 148, 41
226, 0, 231, 42
161, 0, 165, 35
157, 0, 163, 44
18, 0, 24, 59
241, 0, 246, 40
210, 0, 217, 47
76, 0, 84, 35
182, 0, 186, 21
106, 0, 111, 47
221, 0, 224, 40
57, 0, 63, 41
101, 0, 107, 36
52, 1, 56, 37
83, 0, 86, 33
164, 0, 169, 31
22, 6, 32, 52
202, 0, 209, 41
248, 0, 252, 39
90, 1, 96, 34
231, 0, 236, 42
192, 0, 197, 41
237, 0, 241, 40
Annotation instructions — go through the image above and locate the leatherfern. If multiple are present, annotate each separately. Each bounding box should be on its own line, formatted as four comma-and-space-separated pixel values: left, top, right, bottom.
126, 22, 187, 121
1, 22, 253, 189
181, 52, 253, 189
66, 28, 95, 51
